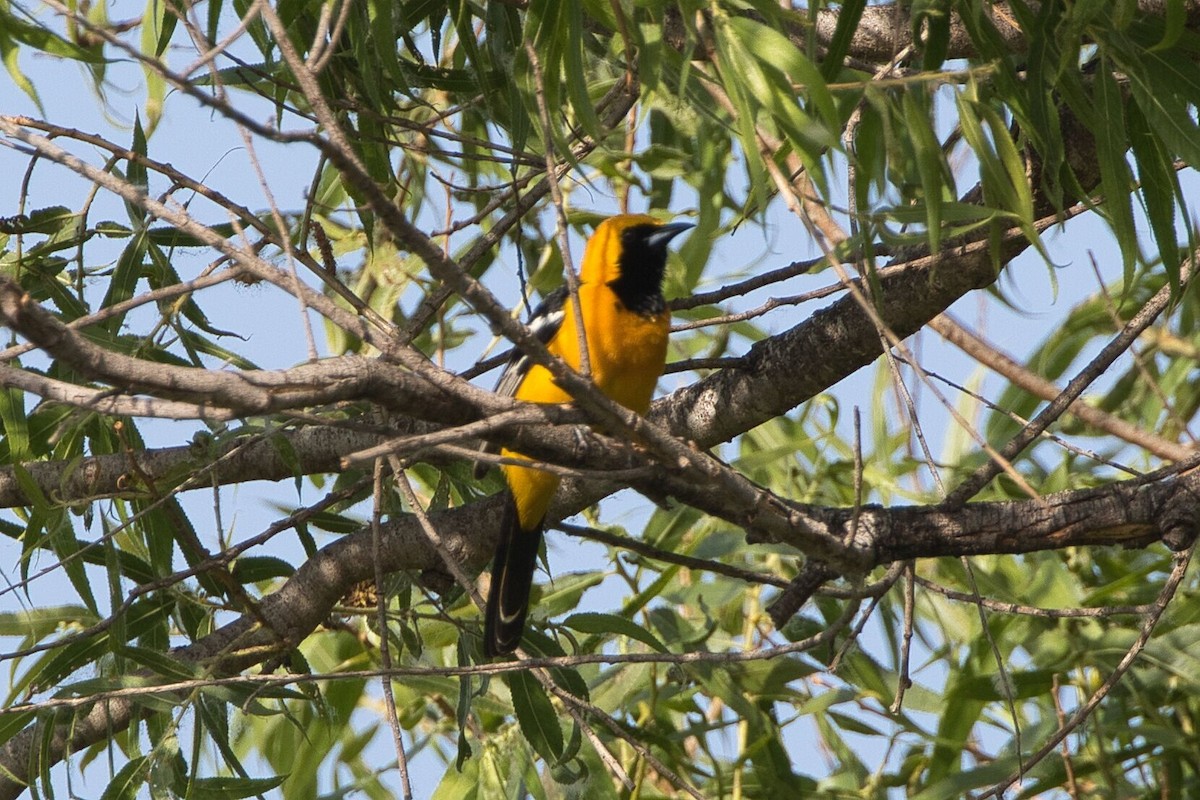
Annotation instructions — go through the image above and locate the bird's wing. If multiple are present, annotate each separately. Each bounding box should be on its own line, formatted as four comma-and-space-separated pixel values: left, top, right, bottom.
474, 286, 568, 475
492, 286, 568, 398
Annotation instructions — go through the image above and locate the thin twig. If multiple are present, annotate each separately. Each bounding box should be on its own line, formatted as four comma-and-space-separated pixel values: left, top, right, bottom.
930, 313, 1190, 462
913, 576, 1153, 618
889, 565, 915, 714
1051, 674, 1081, 800
372, 461, 413, 800
945, 256, 1196, 506
524, 41, 590, 377
982, 545, 1195, 797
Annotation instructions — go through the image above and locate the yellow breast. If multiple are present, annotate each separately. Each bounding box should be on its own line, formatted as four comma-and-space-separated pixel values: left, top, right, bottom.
515, 283, 668, 414
503, 282, 669, 529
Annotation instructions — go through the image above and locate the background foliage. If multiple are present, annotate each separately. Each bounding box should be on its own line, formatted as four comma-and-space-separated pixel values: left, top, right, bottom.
3, 0, 1200, 798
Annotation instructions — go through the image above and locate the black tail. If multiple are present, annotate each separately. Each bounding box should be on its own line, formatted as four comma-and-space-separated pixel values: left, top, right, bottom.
483, 495, 543, 657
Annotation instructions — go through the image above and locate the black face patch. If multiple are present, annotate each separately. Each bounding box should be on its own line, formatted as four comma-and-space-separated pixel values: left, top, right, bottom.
609, 224, 673, 316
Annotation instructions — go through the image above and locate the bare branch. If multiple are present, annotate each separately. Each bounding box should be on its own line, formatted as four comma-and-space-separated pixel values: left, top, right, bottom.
930, 313, 1193, 462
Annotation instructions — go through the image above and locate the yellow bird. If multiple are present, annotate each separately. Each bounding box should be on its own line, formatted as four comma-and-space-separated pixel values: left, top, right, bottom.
482, 214, 693, 656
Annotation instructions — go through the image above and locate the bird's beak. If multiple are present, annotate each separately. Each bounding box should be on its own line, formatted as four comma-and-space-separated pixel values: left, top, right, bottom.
646, 221, 695, 249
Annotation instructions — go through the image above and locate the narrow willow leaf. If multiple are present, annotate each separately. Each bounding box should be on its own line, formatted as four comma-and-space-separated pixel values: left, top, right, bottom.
3, 8, 100, 60
118, 644, 202, 682
305, 510, 363, 534
1128, 101, 1182, 291
901, 90, 948, 253
526, 0, 568, 153
152, 0, 181, 57
1018, 0, 1065, 207
484, 2, 529, 157
711, 15, 774, 213
0, 605, 92, 639
519, 630, 590, 701
0, 386, 30, 463
729, 16, 838, 133
820, 0, 865, 79
911, 0, 952, 69
145, 221, 236, 247
146, 243, 236, 337
1093, 60, 1138, 285
506, 669, 564, 763
910, 758, 1029, 800
563, 1, 601, 142
1118, 46, 1200, 168
99, 755, 150, 800
1151, 0, 1186, 51
228, 556, 295, 583
564, 611, 668, 653
185, 775, 287, 800
0, 27, 42, 110
176, 328, 258, 370
455, 639, 473, 770
368, 0, 402, 95
977, 102, 1035, 228
101, 231, 148, 333
955, 91, 1016, 212
127, 113, 149, 195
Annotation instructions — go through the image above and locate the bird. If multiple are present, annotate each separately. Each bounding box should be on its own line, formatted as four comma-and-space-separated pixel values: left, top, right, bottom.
480, 214, 694, 656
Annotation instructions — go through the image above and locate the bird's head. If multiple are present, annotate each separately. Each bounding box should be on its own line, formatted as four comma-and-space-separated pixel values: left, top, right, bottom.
580, 213, 694, 289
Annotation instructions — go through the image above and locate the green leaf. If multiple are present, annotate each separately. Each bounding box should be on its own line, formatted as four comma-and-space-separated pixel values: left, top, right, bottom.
305, 510, 363, 534
505, 669, 564, 763
0, 25, 42, 110
152, 0, 182, 57
145, 243, 238, 337
0, 385, 30, 462
901, 89, 950, 253
127, 113, 149, 202
186, 775, 287, 799
1092, 59, 1138, 284
99, 755, 150, 800
176, 328, 257, 370
561, 1, 601, 142
563, 611, 668, 653
229, 555, 295, 583
2, 7, 101, 61
1151, 0, 1186, 51
1117, 43, 1200, 168
0, 710, 35, 748
519, 630, 590, 701
727, 16, 838, 133
910, 756, 1026, 800
432, 746, 479, 800
820, 0, 865, 80
913, 0, 952, 69
100, 231, 148, 333
117, 644, 203, 682
0, 605, 92, 638
46, 505, 99, 616
145, 222, 236, 247
10, 206, 74, 236
1128, 100, 1182, 290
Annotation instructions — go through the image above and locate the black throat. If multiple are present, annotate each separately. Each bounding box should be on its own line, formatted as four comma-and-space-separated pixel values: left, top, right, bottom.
608, 224, 669, 316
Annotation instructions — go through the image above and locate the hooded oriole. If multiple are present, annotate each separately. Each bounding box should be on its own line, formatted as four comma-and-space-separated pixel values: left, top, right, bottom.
481, 214, 693, 656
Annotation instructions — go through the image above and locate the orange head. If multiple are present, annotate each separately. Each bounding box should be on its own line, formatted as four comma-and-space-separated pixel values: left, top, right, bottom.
578, 214, 694, 293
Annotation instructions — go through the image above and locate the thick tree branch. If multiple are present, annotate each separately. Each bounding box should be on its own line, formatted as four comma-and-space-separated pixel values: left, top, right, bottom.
812, 2, 1199, 65
0, 426, 385, 508
0, 275, 502, 420
652, 228, 1033, 451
